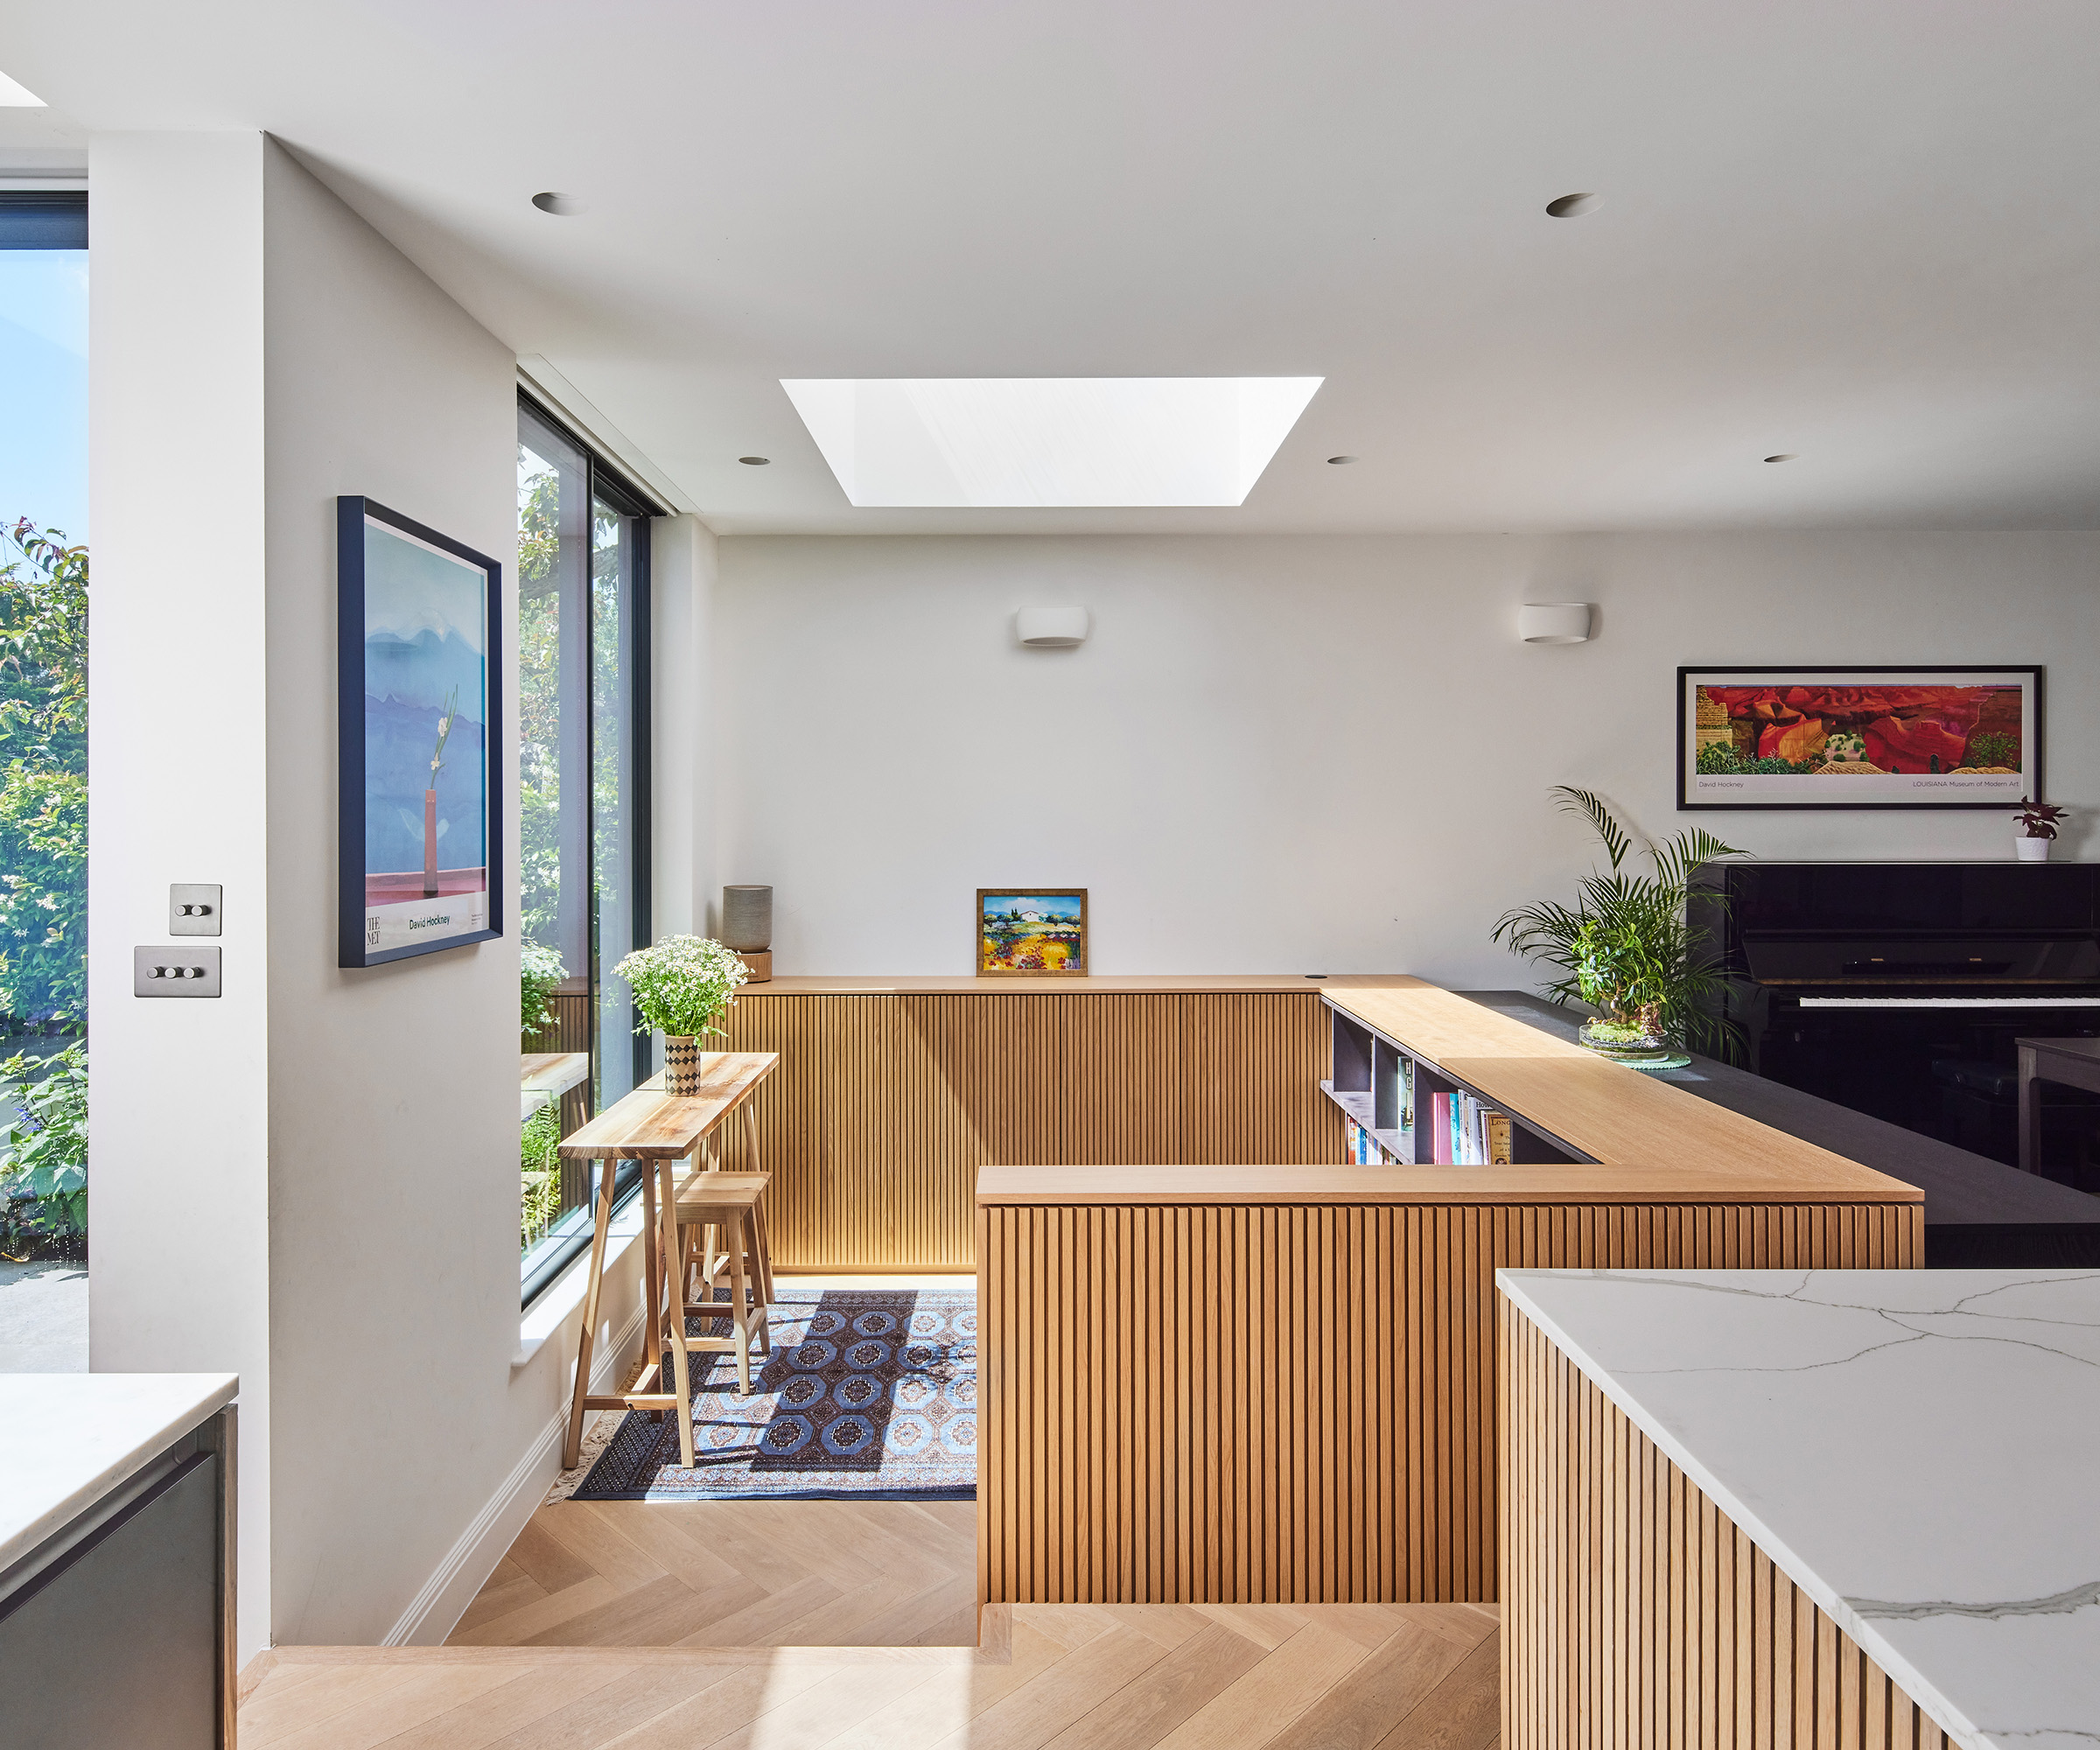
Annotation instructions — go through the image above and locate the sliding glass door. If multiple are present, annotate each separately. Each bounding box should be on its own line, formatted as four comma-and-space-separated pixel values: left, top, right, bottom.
517, 397, 655, 1304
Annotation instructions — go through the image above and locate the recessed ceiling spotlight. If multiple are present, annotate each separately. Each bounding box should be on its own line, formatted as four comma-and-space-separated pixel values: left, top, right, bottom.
1764, 453, 1799, 463
1545, 192, 1600, 219
531, 192, 584, 216
738, 456, 770, 466
1326, 455, 1359, 466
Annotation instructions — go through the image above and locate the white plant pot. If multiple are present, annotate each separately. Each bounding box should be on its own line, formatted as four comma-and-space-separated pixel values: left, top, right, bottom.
2015, 836, 2051, 863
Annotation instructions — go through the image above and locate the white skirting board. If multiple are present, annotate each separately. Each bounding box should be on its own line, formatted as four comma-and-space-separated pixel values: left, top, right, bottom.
380, 1299, 648, 1647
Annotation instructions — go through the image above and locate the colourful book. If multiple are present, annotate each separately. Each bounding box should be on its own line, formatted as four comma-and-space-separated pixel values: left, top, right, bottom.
1431, 1092, 1453, 1165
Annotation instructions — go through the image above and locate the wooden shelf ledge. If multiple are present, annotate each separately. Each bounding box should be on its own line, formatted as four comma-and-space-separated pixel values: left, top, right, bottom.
732, 973, 1344, 996
1319, 976, 1923, 1203
975, 1161, 1922, 1208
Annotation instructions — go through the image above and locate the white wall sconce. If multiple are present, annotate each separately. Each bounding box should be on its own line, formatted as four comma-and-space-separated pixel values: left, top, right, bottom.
1015, 605, 1089, 648
1518, 603, 1593, 645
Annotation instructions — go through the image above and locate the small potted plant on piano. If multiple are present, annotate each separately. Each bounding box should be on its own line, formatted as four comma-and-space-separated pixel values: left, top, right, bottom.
2014, 798, 2068, 864
612, 935, 751, 1096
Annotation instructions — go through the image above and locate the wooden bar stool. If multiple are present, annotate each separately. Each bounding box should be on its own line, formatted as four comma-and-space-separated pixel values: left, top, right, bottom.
674, 1171, 776, 1393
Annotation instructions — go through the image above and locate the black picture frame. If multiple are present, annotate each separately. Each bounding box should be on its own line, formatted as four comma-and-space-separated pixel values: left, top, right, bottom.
337, 495, 504, 966
1676, 665, 2043, 811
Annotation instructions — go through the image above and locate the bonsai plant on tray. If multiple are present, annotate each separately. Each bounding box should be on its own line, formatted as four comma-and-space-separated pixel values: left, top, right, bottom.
1492, 788, 1748, 1064
612, 934, 751, 1096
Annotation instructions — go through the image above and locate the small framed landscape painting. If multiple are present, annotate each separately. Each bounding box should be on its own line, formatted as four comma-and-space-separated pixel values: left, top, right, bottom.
1678, 667, 2042, 811
338, 496, 502, 967
977, 890, 1088, 976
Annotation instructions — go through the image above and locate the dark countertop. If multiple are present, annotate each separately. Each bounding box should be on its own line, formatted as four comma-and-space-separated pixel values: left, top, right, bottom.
1460, 990, 2100, 1235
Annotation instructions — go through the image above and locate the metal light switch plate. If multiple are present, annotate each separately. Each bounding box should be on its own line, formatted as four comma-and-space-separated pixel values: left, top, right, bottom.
135, 945, 221, 997
170, 883, 222, 935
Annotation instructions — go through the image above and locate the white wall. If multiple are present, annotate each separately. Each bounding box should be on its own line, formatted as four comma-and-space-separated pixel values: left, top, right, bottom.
88, 130, 275, 1662
714, 532, 2100, 982
91, 133, 655, 1659
257, 140, 533, 1648
653, 514, 719, 937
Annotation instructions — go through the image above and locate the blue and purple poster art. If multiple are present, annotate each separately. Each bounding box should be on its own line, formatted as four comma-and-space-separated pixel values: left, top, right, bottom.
360, 514, 490, 955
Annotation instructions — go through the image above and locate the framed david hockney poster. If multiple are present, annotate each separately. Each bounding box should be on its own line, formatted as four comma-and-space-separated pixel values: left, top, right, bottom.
1677, 666, 2041, 811
337, 497, 502, 966
977, 889, 1088, 976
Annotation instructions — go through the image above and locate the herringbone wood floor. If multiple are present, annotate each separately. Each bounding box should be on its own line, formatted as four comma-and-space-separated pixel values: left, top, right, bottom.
447, 1498, 980, 1649
248, 1599, 1501, 1749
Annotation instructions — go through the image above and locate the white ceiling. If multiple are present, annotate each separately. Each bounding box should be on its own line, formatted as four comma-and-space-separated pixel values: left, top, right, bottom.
10, 0, 2100, 535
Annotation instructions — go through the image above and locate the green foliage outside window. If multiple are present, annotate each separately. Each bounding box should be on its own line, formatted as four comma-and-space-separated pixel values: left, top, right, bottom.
0, 520, 86, 1032
520, 1098, 562, 1246
522, 941, 567, 1037
518, 454, 564, 948
0, 1043, 87, 1249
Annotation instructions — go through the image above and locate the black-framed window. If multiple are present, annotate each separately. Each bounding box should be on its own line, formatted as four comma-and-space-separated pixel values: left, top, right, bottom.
0, 190, 89, 1311
517, 395, 658, 1306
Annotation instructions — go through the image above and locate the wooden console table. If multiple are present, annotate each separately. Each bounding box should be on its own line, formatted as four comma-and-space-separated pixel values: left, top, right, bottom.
559, 1052, 777, 1470
976, 977, 1924, 1609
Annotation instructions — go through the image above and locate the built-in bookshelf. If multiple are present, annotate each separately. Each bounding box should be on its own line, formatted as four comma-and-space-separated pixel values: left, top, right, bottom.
1323, 998, 1592, 1166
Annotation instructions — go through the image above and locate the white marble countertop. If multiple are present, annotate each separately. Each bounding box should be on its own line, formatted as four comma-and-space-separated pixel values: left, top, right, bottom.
0, 1372, 238, 1570
1497, 1269, 2100, 1750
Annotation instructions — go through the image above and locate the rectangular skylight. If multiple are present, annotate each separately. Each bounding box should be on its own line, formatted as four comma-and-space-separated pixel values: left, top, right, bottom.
780, 376, 1322, 508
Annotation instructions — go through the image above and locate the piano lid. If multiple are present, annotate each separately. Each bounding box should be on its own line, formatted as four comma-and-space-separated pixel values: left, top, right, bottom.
1741, 934, 2100, 987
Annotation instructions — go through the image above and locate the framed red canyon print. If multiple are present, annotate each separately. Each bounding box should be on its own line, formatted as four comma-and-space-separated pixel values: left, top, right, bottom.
1677, 667, 2042, 810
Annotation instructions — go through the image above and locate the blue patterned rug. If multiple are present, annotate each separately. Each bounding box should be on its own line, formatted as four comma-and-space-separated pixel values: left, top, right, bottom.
570, 1289, 977, 1501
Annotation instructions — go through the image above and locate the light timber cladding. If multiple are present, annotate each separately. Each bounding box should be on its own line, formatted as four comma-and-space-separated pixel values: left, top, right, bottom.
1500, 1299, 1955, 1750
976, 1183, 1922, 1608
718, 986, 1340, 1269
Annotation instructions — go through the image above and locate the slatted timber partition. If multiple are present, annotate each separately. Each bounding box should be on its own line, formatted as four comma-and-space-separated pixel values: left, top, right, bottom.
1501, 1297, 1955, 1748
976, 1176, 1922, 1607
718, 980, 1340, 1269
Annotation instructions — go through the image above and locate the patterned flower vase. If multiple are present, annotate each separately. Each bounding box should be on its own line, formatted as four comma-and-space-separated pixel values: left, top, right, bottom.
664, 1034, 704, 1096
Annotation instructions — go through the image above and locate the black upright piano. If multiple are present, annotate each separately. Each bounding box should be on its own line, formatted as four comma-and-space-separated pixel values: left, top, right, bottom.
1696, 861, 2100, 1187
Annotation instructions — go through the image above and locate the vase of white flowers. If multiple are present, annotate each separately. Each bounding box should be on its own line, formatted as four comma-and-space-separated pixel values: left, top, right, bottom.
612, 935, 751, 1096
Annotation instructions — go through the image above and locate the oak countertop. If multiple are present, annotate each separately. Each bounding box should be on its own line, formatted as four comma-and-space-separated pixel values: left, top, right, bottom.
976, 1158, 1921, 1206
732, 973, 1345, 996
732, 971, 1922, 1207
1319, 976, 1922, 1202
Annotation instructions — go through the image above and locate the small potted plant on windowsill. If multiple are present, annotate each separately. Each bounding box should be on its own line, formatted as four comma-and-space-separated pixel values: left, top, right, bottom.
612, 934, 751, 1096
2014, 799, 2068, 863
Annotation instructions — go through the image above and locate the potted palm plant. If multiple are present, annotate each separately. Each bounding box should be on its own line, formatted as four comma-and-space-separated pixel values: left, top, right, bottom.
1493, 788, 1749, 1064
612, 934, 751, 1096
